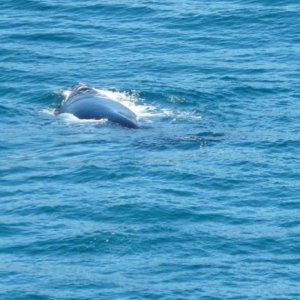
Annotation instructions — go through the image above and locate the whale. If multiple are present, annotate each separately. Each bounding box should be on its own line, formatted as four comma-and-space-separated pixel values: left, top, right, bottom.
56, 84, 139, 128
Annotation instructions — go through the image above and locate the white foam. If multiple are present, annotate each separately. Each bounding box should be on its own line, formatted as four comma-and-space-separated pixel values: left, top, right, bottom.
62, 89, 72, 101
94, 88, 156, 120
42, 108, 56, 116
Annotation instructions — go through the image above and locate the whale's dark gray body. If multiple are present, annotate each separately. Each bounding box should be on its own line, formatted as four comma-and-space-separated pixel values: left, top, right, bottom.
56, 85, 138, 128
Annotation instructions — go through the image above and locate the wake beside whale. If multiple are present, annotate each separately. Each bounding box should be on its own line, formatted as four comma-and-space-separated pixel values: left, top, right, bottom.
56, 84, 139, 128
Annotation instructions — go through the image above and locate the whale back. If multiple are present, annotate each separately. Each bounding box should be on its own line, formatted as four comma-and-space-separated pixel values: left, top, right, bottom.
58, 85, 138, 128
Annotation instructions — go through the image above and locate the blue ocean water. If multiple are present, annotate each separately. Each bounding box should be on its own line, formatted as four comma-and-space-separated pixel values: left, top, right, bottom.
1, 0, 300, 299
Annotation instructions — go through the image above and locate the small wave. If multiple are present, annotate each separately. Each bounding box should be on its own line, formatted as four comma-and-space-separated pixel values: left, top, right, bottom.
42, 108, 109, 125
42, 108, 56, 116
58, 113, 109, 124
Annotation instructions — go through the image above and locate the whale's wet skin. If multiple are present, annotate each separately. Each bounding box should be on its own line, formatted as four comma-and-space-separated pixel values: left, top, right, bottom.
56, 85, 139, 128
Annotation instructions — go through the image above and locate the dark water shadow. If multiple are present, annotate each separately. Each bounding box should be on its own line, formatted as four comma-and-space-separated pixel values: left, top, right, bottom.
132, 131, 225, 151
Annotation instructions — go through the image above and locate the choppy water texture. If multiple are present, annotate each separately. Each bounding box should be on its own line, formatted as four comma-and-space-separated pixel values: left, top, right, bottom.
1, 1, 300, 299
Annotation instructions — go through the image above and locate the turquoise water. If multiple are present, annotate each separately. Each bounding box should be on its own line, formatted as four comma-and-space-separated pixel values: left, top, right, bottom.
1, 1, 300, 299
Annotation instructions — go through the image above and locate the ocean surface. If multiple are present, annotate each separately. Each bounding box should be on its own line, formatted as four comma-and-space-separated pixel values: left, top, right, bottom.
1, 1, 300, 299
